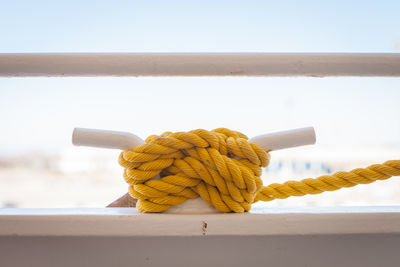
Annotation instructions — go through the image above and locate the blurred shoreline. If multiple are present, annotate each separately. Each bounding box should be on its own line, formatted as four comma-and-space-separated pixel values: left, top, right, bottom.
1, 145, 399, 208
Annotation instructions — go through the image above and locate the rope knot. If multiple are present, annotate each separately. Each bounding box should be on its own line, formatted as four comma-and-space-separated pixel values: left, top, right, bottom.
119, 128, 400, 213
119, 128, 270, 213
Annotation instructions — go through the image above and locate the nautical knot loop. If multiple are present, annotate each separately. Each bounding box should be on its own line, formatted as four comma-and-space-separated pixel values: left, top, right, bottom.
119, 128, 269, 212
119, 128, 400, 213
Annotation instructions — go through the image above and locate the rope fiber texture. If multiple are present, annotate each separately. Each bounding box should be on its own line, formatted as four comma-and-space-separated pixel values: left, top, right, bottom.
118, 128, 400, 213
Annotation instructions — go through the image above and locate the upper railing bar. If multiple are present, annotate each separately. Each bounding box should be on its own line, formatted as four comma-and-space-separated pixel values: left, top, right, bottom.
0, 53, 399, 77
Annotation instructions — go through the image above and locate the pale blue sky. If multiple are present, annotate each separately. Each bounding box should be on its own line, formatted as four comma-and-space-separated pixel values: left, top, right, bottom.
1, 1, 399, 52
0, 1, 399, 154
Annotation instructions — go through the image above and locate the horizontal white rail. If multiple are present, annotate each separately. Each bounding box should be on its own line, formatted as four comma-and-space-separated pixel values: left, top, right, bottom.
1, 53, 400, 77
1, 206, 400, 236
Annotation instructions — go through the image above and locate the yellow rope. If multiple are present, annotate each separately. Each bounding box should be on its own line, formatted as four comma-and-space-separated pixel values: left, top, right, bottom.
118, 128, 400, 213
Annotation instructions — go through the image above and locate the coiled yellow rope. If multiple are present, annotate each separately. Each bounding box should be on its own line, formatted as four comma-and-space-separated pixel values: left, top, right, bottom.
118, 128, 400, 213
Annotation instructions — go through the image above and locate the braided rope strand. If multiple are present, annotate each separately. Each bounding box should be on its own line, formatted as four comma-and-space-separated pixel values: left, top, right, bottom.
119, 128, 400, 213
255, 160, 400, 202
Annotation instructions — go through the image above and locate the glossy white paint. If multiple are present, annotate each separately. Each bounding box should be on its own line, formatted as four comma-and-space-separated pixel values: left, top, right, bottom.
1, 53, 400, 77
164, 198, 218, 214
72, 127, 316, 152
1, 206, 400, 237
249, 126, 316, 151
72, 128, 145, 150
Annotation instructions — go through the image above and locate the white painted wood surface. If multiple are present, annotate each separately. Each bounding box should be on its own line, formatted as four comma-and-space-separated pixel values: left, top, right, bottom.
2, 234, 400, 267
1, 53, 400, 77
1, 206, 399, 237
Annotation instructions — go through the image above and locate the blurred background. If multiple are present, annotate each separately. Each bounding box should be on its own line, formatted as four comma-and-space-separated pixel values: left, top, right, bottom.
0, 1, 399, 208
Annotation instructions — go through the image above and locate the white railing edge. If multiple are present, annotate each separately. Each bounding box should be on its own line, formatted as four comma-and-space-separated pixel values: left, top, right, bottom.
1, 53, 400, 77
1, 206, 399, 237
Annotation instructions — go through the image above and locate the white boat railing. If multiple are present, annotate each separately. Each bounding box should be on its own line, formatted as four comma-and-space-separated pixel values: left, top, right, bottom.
1, 53, 400, 77
0, 52, 399, 267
